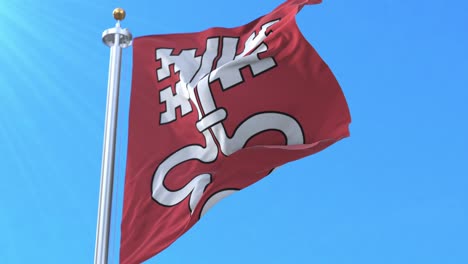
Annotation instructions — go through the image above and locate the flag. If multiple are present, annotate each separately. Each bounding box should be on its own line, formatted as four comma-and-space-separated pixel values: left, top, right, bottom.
121, 0, 351, 263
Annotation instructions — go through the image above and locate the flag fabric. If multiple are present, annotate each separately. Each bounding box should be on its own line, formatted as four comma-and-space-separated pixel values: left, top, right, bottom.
120, 0, 351, 263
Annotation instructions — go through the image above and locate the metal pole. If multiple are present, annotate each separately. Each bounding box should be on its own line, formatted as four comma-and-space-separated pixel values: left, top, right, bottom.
95, 8, 132, 264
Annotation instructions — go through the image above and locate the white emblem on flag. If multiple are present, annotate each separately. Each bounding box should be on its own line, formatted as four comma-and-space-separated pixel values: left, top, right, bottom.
152, 19, 304, 215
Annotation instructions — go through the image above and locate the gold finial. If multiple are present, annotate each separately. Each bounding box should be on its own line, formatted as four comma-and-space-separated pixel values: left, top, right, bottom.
113, 8, 126, 21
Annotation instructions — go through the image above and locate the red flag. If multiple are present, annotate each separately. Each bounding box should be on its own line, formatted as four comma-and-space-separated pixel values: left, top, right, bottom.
121, 0, 350, 263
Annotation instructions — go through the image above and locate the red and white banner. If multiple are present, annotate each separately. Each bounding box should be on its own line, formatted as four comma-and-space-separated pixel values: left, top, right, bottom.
121, 0, 351, 263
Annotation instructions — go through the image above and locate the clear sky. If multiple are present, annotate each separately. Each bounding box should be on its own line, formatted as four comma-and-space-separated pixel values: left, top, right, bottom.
1, 0, 467, 263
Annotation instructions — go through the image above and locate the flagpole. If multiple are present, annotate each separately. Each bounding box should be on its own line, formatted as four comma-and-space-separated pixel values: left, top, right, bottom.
95, 8, 132, 264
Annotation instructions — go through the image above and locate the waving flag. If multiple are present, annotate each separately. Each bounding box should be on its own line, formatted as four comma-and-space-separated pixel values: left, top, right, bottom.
120, 0, 351, 263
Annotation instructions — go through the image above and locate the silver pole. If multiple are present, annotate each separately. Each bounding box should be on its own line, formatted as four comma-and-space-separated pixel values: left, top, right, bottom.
95, 8, 132, 264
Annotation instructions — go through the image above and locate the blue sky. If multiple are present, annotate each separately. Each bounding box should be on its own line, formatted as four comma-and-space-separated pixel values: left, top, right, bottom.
1, 0, 467, 263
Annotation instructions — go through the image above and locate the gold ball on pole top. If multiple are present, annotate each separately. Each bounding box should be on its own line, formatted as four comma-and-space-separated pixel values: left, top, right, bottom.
113, 8, 126, 21
102, 7, 132, 47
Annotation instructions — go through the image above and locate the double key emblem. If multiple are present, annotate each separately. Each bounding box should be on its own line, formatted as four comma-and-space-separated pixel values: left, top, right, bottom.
151, 20, 304, 216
